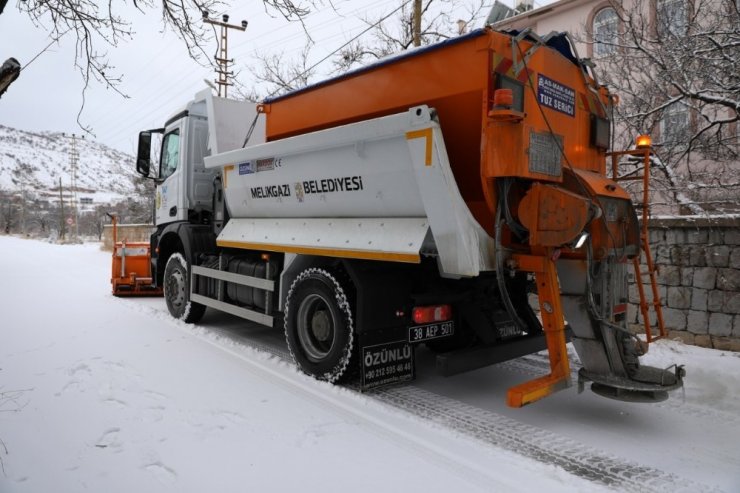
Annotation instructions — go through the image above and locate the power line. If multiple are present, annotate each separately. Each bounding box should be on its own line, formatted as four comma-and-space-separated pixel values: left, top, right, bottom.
93, 1, 482, 150
263, 0, 414, 98
92, 3, 401, 145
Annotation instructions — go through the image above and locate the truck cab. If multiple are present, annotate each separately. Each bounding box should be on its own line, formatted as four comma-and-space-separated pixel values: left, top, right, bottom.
137, 96, 218, 227
135, 89, 265, 285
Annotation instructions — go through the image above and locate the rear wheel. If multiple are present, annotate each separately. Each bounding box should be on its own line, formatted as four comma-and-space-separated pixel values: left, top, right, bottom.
163, 253, 206, 323
284, 268, 355, 383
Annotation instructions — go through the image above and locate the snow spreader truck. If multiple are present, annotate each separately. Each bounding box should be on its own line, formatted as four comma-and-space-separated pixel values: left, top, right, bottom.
130, 28, 684, 407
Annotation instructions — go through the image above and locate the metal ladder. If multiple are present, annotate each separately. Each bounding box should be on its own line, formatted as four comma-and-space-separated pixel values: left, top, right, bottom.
607, 145, 666, 343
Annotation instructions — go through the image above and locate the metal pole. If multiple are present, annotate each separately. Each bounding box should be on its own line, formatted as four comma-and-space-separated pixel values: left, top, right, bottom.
19, 175, 25, 235
63, 133, 80, 239
71, 134, 79, 239
203, 13, 247, 98
58, 177, 65, 241
413, 0, 422, 47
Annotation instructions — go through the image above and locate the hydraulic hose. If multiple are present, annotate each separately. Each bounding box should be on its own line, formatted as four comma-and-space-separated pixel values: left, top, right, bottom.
494, 194, 528, 331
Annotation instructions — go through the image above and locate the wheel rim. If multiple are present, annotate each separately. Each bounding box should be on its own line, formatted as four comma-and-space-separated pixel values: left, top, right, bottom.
166, 267, 186, 309
296, 293, 336, 363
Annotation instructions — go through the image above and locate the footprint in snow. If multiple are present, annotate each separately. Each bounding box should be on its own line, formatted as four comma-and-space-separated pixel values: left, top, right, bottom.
144, 462, 177, 485
214, 410, 246, 424
143, 406, 166, 423
95, 427, 123, 452
68, 363, 92, 377
59, 362, 93, 394
102, 398, 127, 409
143, 390, 168, 401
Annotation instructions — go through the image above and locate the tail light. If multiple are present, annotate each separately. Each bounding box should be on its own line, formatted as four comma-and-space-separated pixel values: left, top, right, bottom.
493, 88, 514, 108
493, 75, 524, 113
412, 304, 452, 324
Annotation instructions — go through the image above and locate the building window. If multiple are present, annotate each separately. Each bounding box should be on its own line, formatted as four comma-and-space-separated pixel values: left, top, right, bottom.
660, 102, 689, 144
657, 0, 687, 37
593, 8, 618, 57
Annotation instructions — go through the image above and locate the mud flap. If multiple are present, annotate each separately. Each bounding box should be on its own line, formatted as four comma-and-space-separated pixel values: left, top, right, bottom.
358, 329, 415, 391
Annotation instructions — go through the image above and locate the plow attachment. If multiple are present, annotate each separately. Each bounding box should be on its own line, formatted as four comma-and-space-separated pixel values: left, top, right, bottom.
108, 214, 162, 297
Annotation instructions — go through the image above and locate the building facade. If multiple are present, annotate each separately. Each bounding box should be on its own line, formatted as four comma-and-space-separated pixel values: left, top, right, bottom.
492, 0, 739, 216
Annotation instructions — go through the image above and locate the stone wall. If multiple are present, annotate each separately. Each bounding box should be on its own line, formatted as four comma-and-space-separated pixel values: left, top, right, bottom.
101, 224, 153, 251
627, 216, 740, 351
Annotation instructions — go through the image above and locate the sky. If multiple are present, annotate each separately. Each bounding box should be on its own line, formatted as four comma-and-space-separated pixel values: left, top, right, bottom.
0, 1, 549, 155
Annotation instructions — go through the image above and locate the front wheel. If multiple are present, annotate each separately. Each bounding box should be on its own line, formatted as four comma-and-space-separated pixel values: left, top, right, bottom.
284, 268, 356, 383
163, 252, 206, 323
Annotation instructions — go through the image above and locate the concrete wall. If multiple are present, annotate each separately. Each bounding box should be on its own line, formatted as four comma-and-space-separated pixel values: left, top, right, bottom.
102, 224, 153, 251
627, 216, 740, 351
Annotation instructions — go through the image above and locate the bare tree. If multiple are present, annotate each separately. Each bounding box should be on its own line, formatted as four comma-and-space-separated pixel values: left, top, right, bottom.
253, 43, 317, 94
25, 199, 52, 236
334, 0, 488, 72
586, 0, 739, 214
5, 1, 325, 131
251, 1, 489, 97
0, 187, 18, 234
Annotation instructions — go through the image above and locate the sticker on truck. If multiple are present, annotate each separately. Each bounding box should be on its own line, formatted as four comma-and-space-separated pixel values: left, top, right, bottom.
250, 184, 292, 199
238, 161, 254, 175
537, 74, 575, 117
300, 176, 364, 195
255, 157, 276, 172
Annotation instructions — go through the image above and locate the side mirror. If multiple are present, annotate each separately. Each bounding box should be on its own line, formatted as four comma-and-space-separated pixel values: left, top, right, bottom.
136, 128, 164, 179
136, 131, 153, 177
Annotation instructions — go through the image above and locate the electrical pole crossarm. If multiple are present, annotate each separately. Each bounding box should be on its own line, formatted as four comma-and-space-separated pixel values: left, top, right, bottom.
203, 12, 248, 98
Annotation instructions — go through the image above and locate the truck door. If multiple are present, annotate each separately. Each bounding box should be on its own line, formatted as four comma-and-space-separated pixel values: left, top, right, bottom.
155, 125, 187, 225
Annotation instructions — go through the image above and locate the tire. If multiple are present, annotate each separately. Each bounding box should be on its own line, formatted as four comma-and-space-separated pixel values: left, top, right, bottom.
284, 268, 355, 383
163, 252, 206, 323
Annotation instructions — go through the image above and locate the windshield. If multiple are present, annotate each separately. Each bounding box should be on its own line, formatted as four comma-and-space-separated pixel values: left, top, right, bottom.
160, 129, 180, 180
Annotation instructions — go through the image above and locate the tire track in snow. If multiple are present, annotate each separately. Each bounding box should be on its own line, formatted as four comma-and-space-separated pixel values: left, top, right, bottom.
118, 299, 721, 492
371, 386, 719, 493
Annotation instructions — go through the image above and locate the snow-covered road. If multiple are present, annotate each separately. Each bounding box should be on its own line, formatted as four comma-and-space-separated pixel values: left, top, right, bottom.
1, 236, 738, 492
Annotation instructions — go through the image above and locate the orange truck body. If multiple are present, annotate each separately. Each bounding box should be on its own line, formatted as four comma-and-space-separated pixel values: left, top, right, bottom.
261, 28, 611, 235
257, 29, 657, 407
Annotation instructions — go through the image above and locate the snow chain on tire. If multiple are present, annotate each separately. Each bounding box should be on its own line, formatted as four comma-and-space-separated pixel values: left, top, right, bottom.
284, 267, 356, 383
163, 252, 206, 324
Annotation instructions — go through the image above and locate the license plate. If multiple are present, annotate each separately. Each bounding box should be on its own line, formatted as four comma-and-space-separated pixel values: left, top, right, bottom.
408, 321, 455, 343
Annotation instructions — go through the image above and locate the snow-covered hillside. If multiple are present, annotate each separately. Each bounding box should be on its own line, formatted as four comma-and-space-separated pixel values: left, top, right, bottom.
0, 124, 139, 203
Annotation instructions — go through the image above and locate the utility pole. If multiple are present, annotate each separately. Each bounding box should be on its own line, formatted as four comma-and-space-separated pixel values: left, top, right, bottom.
202, 11, 247, 98
413, 0, 422, 47
457, 19, 467, 35
19, 174, 25, 236
64, 133, 83, 239
58, 177, 65, 241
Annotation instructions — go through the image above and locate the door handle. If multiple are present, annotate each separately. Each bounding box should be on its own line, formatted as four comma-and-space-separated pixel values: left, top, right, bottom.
169, 206, 177, 217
